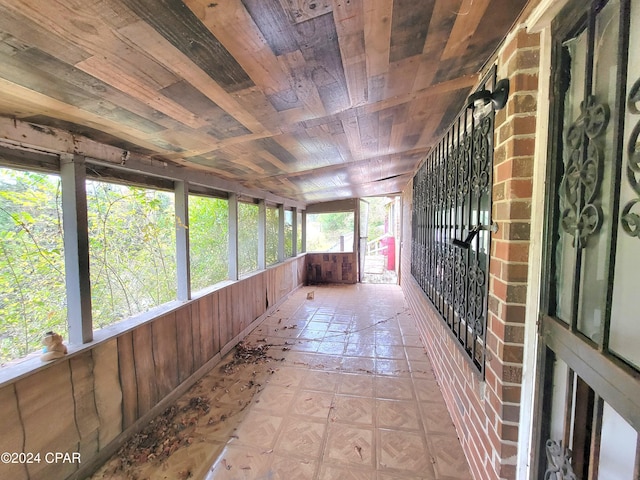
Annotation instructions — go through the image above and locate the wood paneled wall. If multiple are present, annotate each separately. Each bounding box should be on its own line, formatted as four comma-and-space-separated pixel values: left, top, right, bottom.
305, 252, 357, 284
0, 256, 305, 480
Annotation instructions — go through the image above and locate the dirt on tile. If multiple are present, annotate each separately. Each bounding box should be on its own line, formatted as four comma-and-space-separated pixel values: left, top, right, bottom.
90, 343, 283, 480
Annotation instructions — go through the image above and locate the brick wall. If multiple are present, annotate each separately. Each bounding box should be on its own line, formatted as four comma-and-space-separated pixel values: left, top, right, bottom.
401, 26, 540, 480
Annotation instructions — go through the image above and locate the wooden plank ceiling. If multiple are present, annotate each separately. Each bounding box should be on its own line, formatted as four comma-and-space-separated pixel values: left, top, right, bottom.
0, 0, 527, 204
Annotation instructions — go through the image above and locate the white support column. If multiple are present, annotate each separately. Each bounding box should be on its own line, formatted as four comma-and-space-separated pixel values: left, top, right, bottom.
301, 210, 307, 253
258, 200, 266, 270
278, 204, 285, 262
228, 193, 239, 280
60, 153, 93, 344
291, 207, 298, 256
175, 181, 190, 301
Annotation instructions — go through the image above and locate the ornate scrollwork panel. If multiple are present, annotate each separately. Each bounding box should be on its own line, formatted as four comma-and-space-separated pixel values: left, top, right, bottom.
560, 95, 610, 248
622, 78, 640, 238
544, 440, 577, 480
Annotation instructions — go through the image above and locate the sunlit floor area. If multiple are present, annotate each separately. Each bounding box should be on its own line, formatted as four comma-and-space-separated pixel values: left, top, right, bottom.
92, 284, 470, 480
361, 256, 398, 284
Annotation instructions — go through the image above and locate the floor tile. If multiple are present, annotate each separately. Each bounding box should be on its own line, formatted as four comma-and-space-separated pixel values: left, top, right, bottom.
318, 464, 376, 480
375, 377, 415, 401
92, 284, 472, 480
376, 400, 421, 430
378, 429, 434, 476
332, 395, 375, 425
325, 424, 375, 468
428, 434, 470, 479
339, 374, 375, 397
376, 358, 410, 377
275, 417, 326, 458
269, 454, 316, 480
292, 390, 334, 419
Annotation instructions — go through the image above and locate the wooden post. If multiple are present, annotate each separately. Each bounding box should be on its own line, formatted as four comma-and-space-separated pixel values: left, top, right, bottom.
278, 204, 285, 262
228, 193, 239, 280
301, 210, 307, 253
291, 207, 298, 256
258, 200, 266, 270
60, 153, 93, 344
175, 181, 190, 301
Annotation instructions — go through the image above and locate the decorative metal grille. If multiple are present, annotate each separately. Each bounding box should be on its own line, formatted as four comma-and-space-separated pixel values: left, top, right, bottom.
622, 77, 640, 238
410, 74, 498, 375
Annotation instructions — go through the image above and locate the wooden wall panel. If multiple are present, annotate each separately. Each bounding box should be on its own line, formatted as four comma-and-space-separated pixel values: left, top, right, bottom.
15, 361, 80, 479
152, 312, 179, 399
117, 332, 138, 429
132, 324, 158, 418
69, 352, 101, 461
218, 286, 231, 346
305, 252, 357, 284
198, 294, 215, 362
176, 305, 195, 383
190, 300, 202, 369
0, 384, 28, 480
92, 338, 122, 448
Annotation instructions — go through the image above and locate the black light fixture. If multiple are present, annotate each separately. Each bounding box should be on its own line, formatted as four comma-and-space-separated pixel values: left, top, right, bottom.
450, 223, 499, 249
467, 78, 510, 112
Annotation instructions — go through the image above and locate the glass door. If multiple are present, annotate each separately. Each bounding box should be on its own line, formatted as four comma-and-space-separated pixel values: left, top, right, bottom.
536, 0, 640, 478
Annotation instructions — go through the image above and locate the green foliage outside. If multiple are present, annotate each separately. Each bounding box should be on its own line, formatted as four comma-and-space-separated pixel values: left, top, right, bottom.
0, 170, 66, 363
306, 212, 355, 252
189, 196, 228, 292
266, 206, 278, 265
238, 202, 258, 275
86, 181, 177, 329
0, 167, 299, 364
284, 210, 293, 257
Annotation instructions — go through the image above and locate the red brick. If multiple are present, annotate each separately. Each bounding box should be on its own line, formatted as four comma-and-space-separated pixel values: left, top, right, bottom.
506, 137, 536, 158
494, 200, 532, 221
502, 404, 521, 423
495, 158, 531, 183
504, 324, 525, 344
511, 72, 540, 93
492, 240, 530, 262
499, 385, 522, 404
493, 181, 506, 201
506, 178, 533, 199
503, 222, 531, 241
507, 48, 540, 76
490, 314, 506, 338
502, 263, 529, 282
502, 344, 524, 363
507, 92, 538, 116
491, 276, 509, 301
497, 115, 537, 144
497, 421, 520, 443
502, 304, 527, 324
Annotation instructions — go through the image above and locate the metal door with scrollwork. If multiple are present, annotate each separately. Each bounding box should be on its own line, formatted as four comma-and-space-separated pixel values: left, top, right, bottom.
536, 0, 640, 478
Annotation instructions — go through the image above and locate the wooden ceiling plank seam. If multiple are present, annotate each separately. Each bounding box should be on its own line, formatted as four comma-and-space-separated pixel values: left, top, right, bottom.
114, 20, 269, 136
388, 0, 435, 63
76, 56, 208, 130
332, 0, 368, 107
183, 0, 292, 96
362, 0, 393, 78
0, 78, 168, 154
0, 3, 91, 65
440, 0, 492, 61
278, 0, 333, 24
118, 0, 254, 93
341, 115, 365, 162
277, 50, 328, 118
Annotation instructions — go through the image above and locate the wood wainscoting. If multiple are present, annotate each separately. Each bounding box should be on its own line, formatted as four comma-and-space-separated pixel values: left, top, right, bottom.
0, 256, 306, 480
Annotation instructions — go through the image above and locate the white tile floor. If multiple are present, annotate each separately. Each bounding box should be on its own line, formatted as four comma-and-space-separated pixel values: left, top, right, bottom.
92, 284, 472, 480
205, 284, 471, 480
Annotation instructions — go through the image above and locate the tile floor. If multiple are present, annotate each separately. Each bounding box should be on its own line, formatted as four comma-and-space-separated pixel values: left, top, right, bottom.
205, 284, 471, 480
